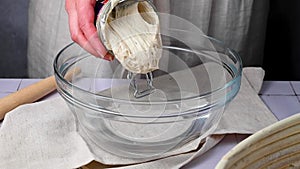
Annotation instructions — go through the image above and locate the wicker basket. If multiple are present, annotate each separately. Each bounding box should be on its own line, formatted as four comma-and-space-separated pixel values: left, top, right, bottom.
216, 113, 300, 169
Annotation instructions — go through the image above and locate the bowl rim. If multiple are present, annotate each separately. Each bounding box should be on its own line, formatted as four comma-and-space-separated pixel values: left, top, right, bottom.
53, 35, 242, 117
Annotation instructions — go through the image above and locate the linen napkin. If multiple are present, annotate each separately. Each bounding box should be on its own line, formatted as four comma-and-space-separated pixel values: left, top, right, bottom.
0, 67, 277, 169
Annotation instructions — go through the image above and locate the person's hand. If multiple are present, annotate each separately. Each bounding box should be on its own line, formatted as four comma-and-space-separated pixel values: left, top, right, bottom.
65, 0, 113, 61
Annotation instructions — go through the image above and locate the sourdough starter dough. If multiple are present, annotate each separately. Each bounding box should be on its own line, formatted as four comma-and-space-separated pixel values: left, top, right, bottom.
97, 0, 162, 74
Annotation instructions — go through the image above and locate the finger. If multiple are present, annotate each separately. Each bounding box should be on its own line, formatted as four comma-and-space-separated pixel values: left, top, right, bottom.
65, 0, 100, 56
76, 0, 109, 59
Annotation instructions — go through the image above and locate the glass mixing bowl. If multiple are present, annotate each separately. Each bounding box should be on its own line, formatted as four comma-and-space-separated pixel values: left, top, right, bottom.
54, 19, 242, 159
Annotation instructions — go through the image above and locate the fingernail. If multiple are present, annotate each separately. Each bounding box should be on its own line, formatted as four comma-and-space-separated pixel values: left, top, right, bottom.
103, 52, 114, 61
102, 0, 109, 4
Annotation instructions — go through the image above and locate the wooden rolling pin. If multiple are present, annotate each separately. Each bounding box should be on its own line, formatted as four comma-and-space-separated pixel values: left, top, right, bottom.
0, 76, 56, 120
0, 68, 80, 120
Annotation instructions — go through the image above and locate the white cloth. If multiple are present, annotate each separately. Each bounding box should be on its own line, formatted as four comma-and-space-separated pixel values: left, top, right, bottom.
27, 0, 72, 77
0, 68, 277, 169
